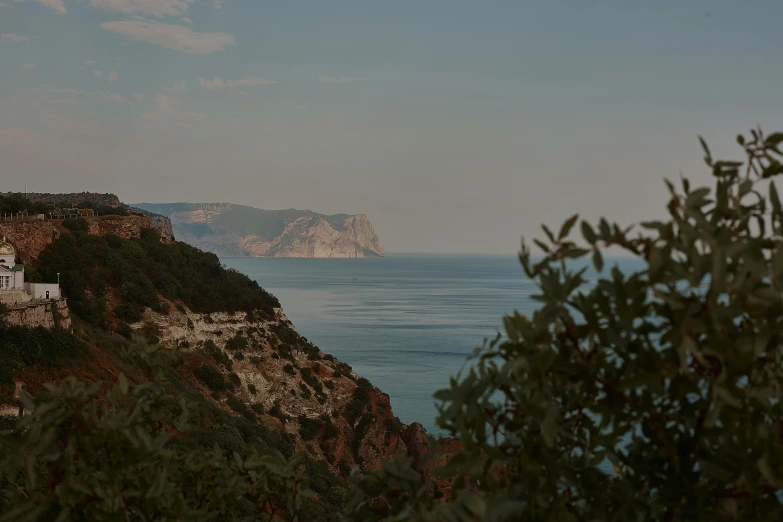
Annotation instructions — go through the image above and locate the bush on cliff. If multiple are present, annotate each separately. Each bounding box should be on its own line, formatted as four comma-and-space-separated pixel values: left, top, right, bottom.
33, 227, 280, 326
0, 326, 84, 387
4, 129, 783, 520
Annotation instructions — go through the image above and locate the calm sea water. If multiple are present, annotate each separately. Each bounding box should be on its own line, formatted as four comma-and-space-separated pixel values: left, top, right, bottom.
222, 254, 643, 437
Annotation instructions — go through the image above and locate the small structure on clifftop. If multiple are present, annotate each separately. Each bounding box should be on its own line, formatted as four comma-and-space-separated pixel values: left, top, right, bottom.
0, 236, 60, 306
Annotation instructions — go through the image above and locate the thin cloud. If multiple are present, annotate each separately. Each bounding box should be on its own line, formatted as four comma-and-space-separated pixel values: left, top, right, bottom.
141, 112, 157, 120
94, 70, 103, 76
131, 92, 144, 100
318, 76, 369, 84
181, 16, 192, 24
100, 20, 234, 54
20, 63, 36, 69
153, 93, 205, 122
107, 70, 119, 83
19, 0, 67, 14
171, 80, 187, 91
41, 112, 101, 138
45, 87, 130, 105
1, 33, 29, 43
87, 0, 194, 17
85, 60, 96, 66
197, 76, 276, 89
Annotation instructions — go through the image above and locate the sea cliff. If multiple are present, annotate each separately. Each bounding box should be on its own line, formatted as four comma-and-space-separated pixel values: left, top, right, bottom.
133, 202, 385, 258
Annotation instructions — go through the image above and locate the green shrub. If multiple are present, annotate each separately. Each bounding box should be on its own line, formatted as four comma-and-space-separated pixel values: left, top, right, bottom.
226, 394, 252, 419
269, 399, 288, 422
233, 351, 244, 361
247, 383, 256, 395
193, 364, 225, 392
62, 218, 89, 232
226, 332, 248, 352
113, 302, 143, 323
32, 226, 281, 326
0, 326, 85, 386
115, 322, 133, 338
298, 415, 321, 441
250, 403, 265, 415
283, 363, 295, 376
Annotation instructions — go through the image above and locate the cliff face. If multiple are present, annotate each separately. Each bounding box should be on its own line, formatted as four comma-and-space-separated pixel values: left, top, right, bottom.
133, 202, 385, 258
132, 302, 424, 473
136, 287, 420, 474
0, 216, 172, 263
5, 299, 71, 331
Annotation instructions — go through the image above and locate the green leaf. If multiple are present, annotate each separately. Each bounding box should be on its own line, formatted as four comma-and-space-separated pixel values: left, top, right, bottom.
762, 162, 783, 179
599, 219, 611, 239
533, 239, 550, 253
119, 373, 129, 395
765, 132, 783, 146
771, 182, 781, 212
542, 224, 556, 244
592, 249, 604, 272
581, 221, 597, 244
559, 214, 579, 240
699, 135, 712, 165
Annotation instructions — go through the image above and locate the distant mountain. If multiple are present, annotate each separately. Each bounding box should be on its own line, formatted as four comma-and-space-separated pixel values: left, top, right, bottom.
132, 203, 386, 258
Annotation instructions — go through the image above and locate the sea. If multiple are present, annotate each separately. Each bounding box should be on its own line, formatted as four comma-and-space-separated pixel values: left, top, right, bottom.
222, 254, 644, 438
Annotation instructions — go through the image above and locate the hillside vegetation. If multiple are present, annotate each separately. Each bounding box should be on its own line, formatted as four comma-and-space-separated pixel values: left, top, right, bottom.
29, 223, 279, 325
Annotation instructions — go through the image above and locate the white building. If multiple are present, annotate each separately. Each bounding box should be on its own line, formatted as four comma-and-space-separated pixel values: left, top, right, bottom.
0, 237, 24, 291
0, 236, 61, 306
24, 283, 60, 300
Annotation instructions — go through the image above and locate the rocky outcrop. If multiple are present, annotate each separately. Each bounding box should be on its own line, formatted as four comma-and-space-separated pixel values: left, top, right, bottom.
148, 215, 174, 243
0, 216, 171, 262
4, 299, 72, 331
133, 202, 385, 258
86, 216, 173, 245
264, 214, 385, 258
0, 221, 62, 263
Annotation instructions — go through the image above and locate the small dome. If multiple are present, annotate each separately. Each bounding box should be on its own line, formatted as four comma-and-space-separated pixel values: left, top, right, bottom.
0, 237, 15, 256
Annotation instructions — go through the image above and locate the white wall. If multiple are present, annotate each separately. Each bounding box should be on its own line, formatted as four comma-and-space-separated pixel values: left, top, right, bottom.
12, 271, 24, 289
24, 283, 60, 300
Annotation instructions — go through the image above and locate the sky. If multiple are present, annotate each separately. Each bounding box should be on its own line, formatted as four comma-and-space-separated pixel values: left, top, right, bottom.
1, 1, 782, 254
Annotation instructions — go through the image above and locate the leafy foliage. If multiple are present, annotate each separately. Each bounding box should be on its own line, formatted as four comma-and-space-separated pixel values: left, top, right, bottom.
34, 227, 280, 326
0, 344, 312, 521
0, 326, 85, 386
414, 128, 783, 520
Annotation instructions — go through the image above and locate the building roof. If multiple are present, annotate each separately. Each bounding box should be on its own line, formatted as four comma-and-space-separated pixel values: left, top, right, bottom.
0, 236, 14, 256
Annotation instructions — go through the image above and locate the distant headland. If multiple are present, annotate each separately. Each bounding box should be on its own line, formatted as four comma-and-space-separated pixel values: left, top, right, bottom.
133, 202, 385, 259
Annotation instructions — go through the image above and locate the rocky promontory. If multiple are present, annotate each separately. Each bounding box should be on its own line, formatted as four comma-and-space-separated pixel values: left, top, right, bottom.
133, 202, 385, 258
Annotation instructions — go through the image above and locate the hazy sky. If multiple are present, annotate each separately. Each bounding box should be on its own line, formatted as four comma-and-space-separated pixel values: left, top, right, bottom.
1, 1, 782, 254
